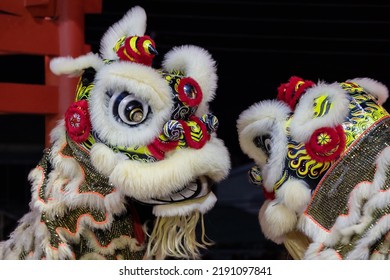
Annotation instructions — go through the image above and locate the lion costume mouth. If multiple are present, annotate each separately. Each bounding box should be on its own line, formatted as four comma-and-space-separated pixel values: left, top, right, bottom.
136, 176, 212, 205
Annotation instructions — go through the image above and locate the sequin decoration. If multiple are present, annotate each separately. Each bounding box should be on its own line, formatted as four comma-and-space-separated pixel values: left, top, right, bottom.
305, 115, 390, 231
39, 141, 146, 259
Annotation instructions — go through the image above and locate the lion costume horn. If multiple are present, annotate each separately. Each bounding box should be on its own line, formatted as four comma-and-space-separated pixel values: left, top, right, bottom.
0, 6, 230, 260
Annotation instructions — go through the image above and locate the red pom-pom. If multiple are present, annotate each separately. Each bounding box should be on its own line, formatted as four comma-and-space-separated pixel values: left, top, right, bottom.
277, 76, 315, 110
65, 100, 91, 143
305, 125, 346, 162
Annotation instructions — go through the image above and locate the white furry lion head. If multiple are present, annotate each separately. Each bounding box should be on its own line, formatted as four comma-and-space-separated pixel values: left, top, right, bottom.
49, 6, 231, 217
237, 76, 389, 245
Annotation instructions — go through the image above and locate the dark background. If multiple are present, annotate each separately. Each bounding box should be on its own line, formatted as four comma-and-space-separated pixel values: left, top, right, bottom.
1, 0, 389, 259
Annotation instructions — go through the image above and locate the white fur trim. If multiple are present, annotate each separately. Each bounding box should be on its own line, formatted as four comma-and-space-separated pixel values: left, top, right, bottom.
79, 253, 107, 260
328, 182, 373, 246
300, 147, 390, 253
152, 192, 217, 217
298, 213, 330, 243
341, 148, 390, 259
302, 242, 322, 259
162, 45, 218, 116
49, 119, 66, 144
109, 137, 230, 201
50, 53, 103, 77
41, 122, 127, 215
290, 82, 350, 143
57, 243, 75, 260
348, 77, 389, 105
321, 146, 390, 246
82, 228, 144, 255
276, 178, 312, 214
99, 6, 147, 60
345, 216, 390, 259
237, 99, 290, 191
0, 211, 51, 259
304, 243, 341, 260
90, 143, 128, 176
89, 61, 173, 147
259, 199, 297, 244
370, 251, 387, 260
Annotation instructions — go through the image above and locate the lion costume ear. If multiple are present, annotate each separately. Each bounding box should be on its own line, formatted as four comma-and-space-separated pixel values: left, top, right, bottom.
99, 5, 147, 60
49, 52, 103, 77
161, 45, 218, 116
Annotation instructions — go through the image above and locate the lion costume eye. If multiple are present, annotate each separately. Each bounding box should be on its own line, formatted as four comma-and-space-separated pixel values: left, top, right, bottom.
177, 77, 203, 107
109, 91, 149, 125
254, 134, 272, 158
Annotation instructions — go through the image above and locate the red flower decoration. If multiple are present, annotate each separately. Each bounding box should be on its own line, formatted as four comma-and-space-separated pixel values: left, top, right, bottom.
305, 125, 346, 162
65, 100, 91, 143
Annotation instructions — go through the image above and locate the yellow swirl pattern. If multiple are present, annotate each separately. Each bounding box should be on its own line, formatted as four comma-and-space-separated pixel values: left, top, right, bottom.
313, 95, 332, 118
287, 142, 331, 179
273, 170, 288, 192
343, 89, 388, 146
113, 36, 126, 52
340, 81, 364, 93
75, 80, 94, 101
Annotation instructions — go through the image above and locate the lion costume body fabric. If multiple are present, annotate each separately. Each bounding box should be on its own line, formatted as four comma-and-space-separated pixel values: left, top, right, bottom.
237, 76, 390, 260
0, 6, 230, 260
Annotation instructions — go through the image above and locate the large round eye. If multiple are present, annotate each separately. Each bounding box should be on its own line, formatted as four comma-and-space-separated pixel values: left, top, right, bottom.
109, 91, 149, 126
177, 77, 203, 107
254, 134, 272, 157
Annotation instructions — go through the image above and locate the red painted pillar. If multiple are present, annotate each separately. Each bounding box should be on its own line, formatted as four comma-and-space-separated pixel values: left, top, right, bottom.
45, 0, 87, 146
0, 0, 101, 146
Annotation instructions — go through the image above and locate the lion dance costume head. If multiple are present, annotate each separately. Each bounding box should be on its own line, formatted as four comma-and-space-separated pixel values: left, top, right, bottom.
237, 76, 390, 259
0, 6, 230, 260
